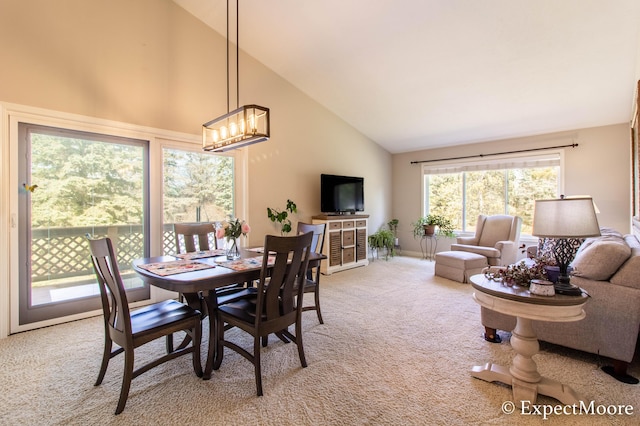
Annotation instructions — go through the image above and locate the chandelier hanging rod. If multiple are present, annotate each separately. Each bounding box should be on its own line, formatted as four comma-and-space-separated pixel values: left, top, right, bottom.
202, 0, 270, 152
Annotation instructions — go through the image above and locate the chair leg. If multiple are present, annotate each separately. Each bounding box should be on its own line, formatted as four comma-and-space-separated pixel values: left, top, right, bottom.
275, 331, 290, 343
254, 337, 263, 396
115, 347, 135, 415
95, 337, 112, 386
295, 319, 307, 368
314, 287, 324, 324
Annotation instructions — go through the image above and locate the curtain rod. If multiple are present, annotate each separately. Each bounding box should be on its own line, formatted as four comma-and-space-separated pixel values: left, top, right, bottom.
410, 143, 578, 165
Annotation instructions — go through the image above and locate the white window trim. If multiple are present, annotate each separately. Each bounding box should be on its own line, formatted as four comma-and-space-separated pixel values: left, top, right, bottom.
0, 102, 247, 337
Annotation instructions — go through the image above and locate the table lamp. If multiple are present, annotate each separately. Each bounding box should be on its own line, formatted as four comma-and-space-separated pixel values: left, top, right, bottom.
532, 196, 600, 295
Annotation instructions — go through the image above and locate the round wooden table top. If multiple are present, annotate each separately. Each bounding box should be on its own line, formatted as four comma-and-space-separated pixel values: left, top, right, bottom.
469, 274, 589, 322
469, 274, 588, 306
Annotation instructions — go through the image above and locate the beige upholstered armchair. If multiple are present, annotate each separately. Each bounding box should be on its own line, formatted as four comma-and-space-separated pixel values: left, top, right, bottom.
451, 215, 522, 266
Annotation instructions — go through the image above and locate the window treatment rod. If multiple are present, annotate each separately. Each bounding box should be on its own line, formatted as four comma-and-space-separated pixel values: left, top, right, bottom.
410, 143, 578, 164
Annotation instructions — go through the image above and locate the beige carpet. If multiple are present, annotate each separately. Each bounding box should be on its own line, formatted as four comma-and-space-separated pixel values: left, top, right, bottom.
1, 256, 639, 425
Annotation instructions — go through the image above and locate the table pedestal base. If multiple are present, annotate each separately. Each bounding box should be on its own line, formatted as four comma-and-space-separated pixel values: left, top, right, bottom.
471, 362, 583, 405
471, 316, 584, 405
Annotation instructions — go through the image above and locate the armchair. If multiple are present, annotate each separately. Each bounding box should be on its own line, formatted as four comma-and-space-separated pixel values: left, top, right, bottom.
451, 214, 522, 266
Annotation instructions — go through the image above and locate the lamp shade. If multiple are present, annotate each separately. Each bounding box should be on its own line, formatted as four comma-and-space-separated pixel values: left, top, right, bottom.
532, 197, 601, 238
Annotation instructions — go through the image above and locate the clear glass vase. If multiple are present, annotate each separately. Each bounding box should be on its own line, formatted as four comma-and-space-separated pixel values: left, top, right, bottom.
226, 238, 240, 260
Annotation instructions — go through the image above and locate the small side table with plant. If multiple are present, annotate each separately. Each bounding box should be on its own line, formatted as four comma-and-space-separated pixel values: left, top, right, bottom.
412, 214, 455, 260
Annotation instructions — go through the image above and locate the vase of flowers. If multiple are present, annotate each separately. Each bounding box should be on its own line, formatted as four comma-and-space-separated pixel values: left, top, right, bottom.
216, 218, 250, 260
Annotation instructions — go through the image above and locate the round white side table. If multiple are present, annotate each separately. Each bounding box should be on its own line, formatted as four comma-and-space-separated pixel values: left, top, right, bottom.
469, 274, 589, 405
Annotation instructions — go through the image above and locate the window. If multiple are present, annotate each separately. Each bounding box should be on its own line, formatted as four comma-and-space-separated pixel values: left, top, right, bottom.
161, 147, 235, 254
423, 151, 561, 235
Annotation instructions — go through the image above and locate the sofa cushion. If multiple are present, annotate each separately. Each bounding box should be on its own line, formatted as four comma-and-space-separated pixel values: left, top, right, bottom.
450, 244, 500, 259
571, 232, 631, 281
610, 235, 640, 289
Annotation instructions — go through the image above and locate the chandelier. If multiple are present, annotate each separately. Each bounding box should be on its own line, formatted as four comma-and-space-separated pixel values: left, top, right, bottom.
203, 0, 270, 152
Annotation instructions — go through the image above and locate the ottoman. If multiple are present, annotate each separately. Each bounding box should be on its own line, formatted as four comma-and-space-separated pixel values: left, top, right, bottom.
435, 251, 488, 283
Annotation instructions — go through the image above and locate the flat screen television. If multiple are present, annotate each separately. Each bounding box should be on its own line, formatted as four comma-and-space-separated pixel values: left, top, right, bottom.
320, 174, 364, 214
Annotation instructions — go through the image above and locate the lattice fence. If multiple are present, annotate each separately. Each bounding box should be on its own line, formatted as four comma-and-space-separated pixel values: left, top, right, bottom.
31, 224, 179, 282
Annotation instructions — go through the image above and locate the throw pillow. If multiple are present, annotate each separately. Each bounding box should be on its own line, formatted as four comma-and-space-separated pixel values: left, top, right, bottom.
571, 237, 631, 281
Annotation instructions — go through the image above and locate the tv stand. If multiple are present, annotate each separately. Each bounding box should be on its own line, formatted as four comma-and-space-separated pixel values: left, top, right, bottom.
312, 214, 369, 275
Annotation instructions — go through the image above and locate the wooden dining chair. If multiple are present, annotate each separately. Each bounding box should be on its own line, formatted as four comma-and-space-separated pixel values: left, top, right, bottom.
173, 222, 255, 354
88, 237, 203, 415
173, 222, 217, 253
174, 222, 217, 303
173, 222, 248, 302
296, 222, 326, 324
213, 232, 313, 396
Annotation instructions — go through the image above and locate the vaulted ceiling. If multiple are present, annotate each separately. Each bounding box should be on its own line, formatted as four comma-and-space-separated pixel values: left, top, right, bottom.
174, 0, 640, 153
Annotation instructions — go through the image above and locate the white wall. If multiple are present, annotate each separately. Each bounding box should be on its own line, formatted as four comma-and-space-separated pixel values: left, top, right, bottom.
392, 124, 631, 255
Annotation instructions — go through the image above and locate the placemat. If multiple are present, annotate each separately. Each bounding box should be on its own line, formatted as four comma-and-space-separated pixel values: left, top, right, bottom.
173, 249, 226, 260
216, 255, 276, 271
137, 260, 215, 276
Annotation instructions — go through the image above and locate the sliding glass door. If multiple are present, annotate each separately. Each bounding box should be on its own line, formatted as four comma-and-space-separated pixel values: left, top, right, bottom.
18, 123, 150, 325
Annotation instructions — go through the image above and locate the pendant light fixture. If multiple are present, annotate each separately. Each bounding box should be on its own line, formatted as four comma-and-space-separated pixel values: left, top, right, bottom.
203, 0, 270, 152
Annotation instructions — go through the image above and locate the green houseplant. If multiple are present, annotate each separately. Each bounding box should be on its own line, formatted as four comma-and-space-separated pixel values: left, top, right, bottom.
368, 229, 395, 260
412, 214, 455, 238
267, 199, 297, 235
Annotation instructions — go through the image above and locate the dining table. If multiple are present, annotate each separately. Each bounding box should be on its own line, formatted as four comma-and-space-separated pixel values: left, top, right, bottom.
132, 246, 325, 379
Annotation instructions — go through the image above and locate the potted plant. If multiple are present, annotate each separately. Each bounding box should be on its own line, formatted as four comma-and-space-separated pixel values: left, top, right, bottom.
412, 214, 455, 238
387, 218, 399, 246
368, 229, 395, 260
267, 199, 297, 235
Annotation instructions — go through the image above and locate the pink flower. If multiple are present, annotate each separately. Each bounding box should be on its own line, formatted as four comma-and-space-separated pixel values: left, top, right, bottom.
216, 227, 225, 239
241, 223, 251, 234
